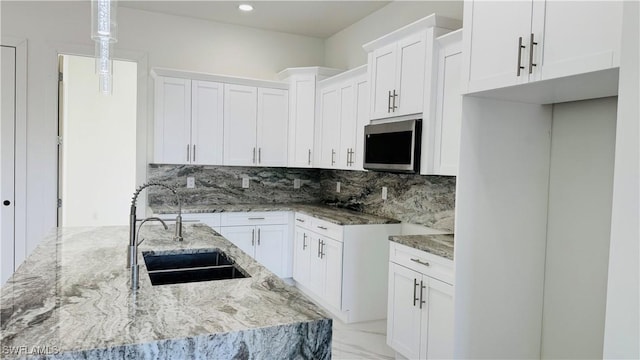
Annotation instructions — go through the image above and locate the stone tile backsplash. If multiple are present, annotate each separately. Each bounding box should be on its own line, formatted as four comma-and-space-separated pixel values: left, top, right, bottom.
148, 164, 456, 231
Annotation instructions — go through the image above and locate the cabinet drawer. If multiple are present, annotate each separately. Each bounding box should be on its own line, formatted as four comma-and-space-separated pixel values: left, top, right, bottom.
311, 217, 343, 242
220, 211, 289, 226
293, 212, 314, 230
390, 242, 453, 285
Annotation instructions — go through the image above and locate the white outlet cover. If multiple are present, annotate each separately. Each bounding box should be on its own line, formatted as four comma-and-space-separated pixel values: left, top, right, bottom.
186, 177, 195, 189
242, 177, 250, 188
294, 179, 301, 189
382, 186, 388, 200
336, 182, 341, 193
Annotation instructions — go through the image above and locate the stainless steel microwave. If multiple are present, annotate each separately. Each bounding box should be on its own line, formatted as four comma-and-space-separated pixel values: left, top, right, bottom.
363, 119, 422, 173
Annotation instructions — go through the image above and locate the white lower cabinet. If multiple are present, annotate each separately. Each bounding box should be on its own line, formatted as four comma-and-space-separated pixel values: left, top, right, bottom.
387, 242, 454, 359
293, 212, 401, 323
219, 212, 291, 278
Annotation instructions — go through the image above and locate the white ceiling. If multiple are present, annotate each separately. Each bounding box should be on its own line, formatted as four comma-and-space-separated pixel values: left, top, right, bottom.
119, 1, 393, 38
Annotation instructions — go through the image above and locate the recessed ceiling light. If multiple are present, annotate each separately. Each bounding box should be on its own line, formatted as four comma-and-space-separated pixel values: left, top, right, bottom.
238, 4, 253, 12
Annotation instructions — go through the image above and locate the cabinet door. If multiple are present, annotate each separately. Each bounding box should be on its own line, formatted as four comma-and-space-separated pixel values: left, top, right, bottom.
223, 84, 257, 166
464, 0, 533, 93
308, 234, 325, 296
369, 43, 397, 120
316, 86, 340, 168
257, 88, 289, 167
338, 81, 356, 170
535, 1, 622, 81
353, 76, 369, 171
154, 77, 191, 164
424, 277, 454, 359
218, 226, 255, 258
432, 38, 462, 176
293, 227, 312, 286
387, 262, 422, 360
395, 32, 427, 116
322, 236, 343, 310
288, 75, 316, 168
191, 80, 224, 165
254, 224, 287, 278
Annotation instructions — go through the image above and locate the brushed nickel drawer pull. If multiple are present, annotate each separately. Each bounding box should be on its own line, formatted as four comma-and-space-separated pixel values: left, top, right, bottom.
295, 218, 305, 223
317, 226, 328, 230
248, 217, 265, 220
410, 258, 430, 267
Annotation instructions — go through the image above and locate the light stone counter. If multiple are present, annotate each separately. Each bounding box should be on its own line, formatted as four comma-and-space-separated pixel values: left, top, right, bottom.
152, 203, 401, 226
0, 224, 331, 359
389, 234, 455, 260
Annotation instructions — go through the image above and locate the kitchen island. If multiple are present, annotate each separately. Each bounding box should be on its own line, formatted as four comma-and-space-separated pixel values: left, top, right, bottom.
0, 224, 331, 359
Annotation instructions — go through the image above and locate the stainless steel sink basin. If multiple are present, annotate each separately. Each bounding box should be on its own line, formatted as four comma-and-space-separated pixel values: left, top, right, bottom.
142, 250, 249, 286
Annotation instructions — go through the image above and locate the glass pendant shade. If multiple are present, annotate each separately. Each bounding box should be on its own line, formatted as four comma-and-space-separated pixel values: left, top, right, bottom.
91, 0, 118, 94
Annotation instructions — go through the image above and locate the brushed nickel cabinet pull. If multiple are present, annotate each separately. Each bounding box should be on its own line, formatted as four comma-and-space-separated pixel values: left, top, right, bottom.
346, 149, 350, 166
302, 233, 307, 250
257, 228, 261, 245
251, 228, 255, 246
331, 149, 336, 166
388, 90, 392, 112
392, 89, 398, 111
317, 226, 328, 230
517, 36, 526, 76
193, 145, 196, 162
296, 218, 305, 223
248, 217, 265, 220
252, 147, 256, 164
413, 278, 419, 306
320, 240, 325, 258
410, 258, 430, 267
529, 33, 538, 74
419, 280, 426, 309
186, 144, 190, 162
258, 148, 262, 163
317, 239, 322, 258
308, 149, 311, 165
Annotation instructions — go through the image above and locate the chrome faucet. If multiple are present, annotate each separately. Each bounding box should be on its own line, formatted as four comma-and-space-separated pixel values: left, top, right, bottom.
130, 217, 168, 290
128, 182, 183, 270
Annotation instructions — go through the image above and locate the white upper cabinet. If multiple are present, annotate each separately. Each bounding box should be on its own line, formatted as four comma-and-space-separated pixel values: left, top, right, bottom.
154, 76, 224, 165
421, 30, 463, 176
279, 67, 343, 168
257, 88, 289, 167
223, 84, 289, 167
315, 66, 369, 170
191, 80, 224, 165
364, 14, 461, 121
463, 0, 623, 98
223, 84, 258, 166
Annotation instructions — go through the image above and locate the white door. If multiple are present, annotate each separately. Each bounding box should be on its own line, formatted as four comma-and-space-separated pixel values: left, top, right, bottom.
1, 45, 16, 284
288, 75, 316, 168
535, 1, 623, 81
338, 81, 355, 169
465, 0, 533, 93
395, 32, 427, 116
154, 77, 191, 164
219, 226, 256, 258
433, 40, 462, 176
369, 43, 397, 120
223, 84, 257, 166
316, 86, 340, 168
293, 227, 311, 286
257, 88, 288, 167
254, 224, 287, 277
191, 80, 224, 165
353, 77, 369, 171
424, 277, 454, 359
308, 234, 325, 296
322, 236, 343, 310
387, 263, 422, 359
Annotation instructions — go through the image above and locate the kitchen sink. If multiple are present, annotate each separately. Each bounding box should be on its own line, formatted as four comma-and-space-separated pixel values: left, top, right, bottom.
142, 250, 249, 286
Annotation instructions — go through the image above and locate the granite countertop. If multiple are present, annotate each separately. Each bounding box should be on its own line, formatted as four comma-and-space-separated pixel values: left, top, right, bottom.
152, 203, 401, 226
0, 224, 331, 359
389, 234, 455, 260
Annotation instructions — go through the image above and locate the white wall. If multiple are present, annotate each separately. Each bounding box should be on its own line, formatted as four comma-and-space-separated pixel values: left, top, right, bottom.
324, 1, 463, 69
541, 97, 617, 359
61, 55, 137, 227
603, 1, 640, 358
1, 1, 325, 254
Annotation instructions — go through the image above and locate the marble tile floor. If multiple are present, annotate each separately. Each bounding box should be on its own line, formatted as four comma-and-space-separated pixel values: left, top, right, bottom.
332, 318, 395, 360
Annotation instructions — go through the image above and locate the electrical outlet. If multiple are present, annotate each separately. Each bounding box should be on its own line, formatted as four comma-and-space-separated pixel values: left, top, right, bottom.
294, 179, 301, 189
242, 177, 250, 189
336, 182, 341, 193
382, 186, 388, 200
186, 177, 195, 189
